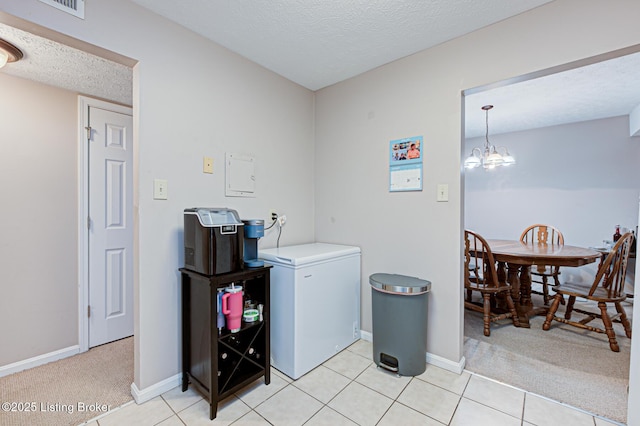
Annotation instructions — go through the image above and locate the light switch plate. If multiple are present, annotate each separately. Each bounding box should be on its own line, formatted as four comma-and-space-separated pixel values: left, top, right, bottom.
154, 179, 168, 200
203, 157, 213, 174
437, 184, 449, 202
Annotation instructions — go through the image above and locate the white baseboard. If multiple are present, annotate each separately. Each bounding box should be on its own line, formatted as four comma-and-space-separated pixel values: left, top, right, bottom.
427, 353, 466, 374
0, 345, 80, 378
360, 330, 372, 341
358, 330, 466, 375
131, 373, 182, 404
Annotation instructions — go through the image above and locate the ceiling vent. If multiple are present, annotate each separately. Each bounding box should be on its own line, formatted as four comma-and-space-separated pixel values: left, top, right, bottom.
39, 0, 84, 19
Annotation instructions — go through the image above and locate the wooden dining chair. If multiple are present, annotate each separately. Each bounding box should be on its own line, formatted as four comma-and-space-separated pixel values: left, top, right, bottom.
464, 230, 520, 336
520, 224, 564, 305
542, 232, 634, 352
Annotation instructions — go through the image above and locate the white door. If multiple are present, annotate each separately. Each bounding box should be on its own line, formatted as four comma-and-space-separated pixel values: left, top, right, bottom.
88, 105, 134, 348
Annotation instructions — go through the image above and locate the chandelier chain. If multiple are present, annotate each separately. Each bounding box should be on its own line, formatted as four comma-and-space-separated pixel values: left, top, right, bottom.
485, 107, 490, 148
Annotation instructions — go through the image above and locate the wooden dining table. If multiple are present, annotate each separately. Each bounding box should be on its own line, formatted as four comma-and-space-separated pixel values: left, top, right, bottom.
485, 239, 601, 327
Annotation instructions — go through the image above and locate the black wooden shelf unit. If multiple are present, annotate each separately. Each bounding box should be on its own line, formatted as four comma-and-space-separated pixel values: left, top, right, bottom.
180, 266, 271, 420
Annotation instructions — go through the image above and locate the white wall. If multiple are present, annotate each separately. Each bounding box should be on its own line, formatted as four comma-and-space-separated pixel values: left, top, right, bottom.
0, 73, 78, 365
314, 0, 640, 383
465, 116, 640, 247
1, 0, 316, 391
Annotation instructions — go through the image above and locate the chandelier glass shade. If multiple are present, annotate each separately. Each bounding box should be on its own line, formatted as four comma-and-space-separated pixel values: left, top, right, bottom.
464, 105, 515, 170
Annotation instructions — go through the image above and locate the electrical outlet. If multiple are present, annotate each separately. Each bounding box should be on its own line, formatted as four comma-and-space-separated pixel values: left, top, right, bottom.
270, 210, 278, 221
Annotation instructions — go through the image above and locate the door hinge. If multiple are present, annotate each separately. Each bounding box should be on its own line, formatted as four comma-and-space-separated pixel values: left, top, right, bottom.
85, 126, 92, 140
87, 216, 91, 230
87, 305, 91, 318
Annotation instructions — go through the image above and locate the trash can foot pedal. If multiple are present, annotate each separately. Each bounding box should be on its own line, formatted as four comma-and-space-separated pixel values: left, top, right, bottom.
376, 365, 400, 377
379, 353, 399, 375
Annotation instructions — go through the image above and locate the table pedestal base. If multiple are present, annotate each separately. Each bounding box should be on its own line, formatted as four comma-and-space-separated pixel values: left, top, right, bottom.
497, 262, 549, 327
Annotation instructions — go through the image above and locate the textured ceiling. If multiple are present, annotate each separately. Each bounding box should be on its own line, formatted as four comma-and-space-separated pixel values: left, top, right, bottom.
0, 23, 132, 105
465, 51, 640, 138
130, 0, 553, 91
1, 1, 639, 138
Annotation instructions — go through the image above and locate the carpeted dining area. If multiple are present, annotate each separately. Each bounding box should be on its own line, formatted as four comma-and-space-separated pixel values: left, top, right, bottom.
464, 296, 632, 424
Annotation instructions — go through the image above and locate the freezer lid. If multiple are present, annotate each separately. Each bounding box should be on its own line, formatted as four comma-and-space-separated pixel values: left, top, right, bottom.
260, 242, 360, 266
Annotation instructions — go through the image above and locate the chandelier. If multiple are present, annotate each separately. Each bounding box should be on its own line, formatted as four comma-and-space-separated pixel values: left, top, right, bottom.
464, 105, 515, 170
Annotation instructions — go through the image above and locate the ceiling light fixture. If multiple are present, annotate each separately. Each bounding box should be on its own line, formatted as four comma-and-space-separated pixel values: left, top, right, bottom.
464, 105, 515, 170
0, 38, 23, 68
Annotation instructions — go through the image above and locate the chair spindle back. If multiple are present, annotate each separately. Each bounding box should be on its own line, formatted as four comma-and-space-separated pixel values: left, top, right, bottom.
465, 230, 500, 290
590, 232, 634, 298
520, 224, 564, 246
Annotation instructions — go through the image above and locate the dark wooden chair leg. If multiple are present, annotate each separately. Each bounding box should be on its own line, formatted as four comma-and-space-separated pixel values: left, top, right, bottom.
598, 301, 620, 352
541, 275, 549, 305
483, 293, 491, 336
615, 302, 632, 339
552, 270, 565, 305
564, 295, 576, 320
543, 294, 562, 330
505, 293, 520, 328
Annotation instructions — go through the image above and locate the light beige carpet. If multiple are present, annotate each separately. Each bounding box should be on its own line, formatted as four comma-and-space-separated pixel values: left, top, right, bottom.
464, 298, 631, 424
0, 336, 133, 426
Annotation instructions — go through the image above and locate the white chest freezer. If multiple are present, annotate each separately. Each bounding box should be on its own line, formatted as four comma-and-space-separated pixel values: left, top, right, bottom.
260, 243, 361, 379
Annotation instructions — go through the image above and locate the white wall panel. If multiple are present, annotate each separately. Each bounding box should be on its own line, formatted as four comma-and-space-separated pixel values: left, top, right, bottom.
105, 248, 125, 318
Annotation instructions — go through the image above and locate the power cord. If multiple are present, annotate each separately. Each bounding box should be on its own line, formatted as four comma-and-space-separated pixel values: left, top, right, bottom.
266, 212, 283, 247
276, 224, 282, 248
264, 218, 277, 230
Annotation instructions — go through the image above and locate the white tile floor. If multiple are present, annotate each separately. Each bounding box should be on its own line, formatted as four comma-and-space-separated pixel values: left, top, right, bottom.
83, 340, 623, 426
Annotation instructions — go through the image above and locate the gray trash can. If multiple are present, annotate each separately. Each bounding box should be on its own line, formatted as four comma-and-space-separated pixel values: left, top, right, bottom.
370, 273, 431, 376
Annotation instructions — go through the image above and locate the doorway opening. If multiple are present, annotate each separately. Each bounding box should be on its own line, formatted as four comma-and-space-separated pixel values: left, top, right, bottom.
79, 97, 134, 350
0, 12, 137, 400
461, 45, 640, 423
